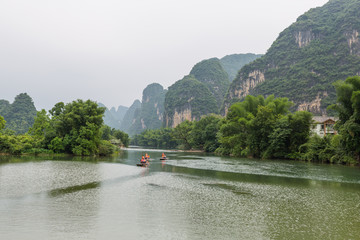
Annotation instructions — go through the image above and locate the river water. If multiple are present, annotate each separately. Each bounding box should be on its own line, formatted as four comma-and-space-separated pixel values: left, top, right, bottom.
0, 149, 359, 240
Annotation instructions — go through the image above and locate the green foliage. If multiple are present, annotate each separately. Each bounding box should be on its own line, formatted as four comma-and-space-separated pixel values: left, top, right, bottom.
101, 125, 129, 147
190, 115, 221, 152
28, 109, 56, 149
98, 140, 116, 156
131, 128, 177, 149
48, 100, 105, 155
328, 76, 360, 163
132, 115, 221, 151
48, 137, 65, 153
112, 129, 129, 147
0, 115, 5, 131
298, 134, 346, 163
0, 134, 50, 155
173, 120, 194, 150
0, 98, 125, 156
248, 105, 279, 157
264, 111, 313, 159
190, 58, 230, 108
217, 95, 312, 159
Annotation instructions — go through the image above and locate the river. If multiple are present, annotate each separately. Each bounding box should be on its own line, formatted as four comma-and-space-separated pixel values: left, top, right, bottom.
0, 149, 359, 240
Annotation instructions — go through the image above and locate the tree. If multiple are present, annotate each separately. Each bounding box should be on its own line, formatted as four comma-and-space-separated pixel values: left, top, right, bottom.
217, 94, 294, 158
0, 115, 5, 131
28, 109, 56, 148
330, 76, 360, 163
263, 111, 313, 159
248, 105, 278, 157
190, 115, 221, 152
49, 99, 105, 155
173, 120, 194, 149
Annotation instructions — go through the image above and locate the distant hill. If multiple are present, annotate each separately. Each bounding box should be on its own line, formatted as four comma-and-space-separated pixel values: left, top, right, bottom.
120, 99, 141, 134
119, 53, 263, 132
122, 83, 166, 136
224, 0, 360, 114
110, 106, 128, 123
99, 103, 128, 129
0, 93, 37, 134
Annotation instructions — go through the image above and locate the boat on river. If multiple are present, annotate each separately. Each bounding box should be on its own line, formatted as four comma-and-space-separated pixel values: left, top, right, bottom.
136, 162, 148, 167
160, 153, 167, 160
137, 154, 149, 167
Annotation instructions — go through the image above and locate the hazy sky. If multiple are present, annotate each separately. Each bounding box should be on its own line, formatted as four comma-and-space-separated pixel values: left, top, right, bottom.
0, 0, 328, 110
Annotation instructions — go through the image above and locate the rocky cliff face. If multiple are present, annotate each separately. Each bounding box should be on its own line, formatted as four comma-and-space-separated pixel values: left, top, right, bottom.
164, 75, 218, 128
346, 29, 360, 56
220, 53, 263, 81
167, 107, 195, 128
163, 54, 261, 126
228, 70, 265, 99
294, 30, 320, 48
224, 0, 360, 114
297, 92, 328, 115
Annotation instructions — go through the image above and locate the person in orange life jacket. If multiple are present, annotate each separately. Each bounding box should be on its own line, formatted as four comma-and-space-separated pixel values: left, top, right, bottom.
140, 156, 146, 163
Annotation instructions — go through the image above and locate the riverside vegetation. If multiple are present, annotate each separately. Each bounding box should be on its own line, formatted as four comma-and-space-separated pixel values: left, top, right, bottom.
0, 99, 129, 156
1, 76, 360, 164
132, 76, 360, 165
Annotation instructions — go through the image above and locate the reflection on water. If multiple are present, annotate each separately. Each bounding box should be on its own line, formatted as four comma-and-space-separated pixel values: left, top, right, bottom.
0, 150, 359, 240
48, 181, 100, 197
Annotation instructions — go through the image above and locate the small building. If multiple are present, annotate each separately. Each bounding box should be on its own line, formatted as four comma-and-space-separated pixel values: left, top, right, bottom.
311, 116, 338, 137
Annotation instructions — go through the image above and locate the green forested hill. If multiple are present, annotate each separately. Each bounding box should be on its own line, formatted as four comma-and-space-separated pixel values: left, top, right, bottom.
224, 0, 360, 114
0, 93, 37, 134
163, 54, 263, 127
127, 83, 166, 135
220, 53, 263, 81
190, 58, 230, 108
164, 75, 218, 127
120, 83, 166, 136
139, 83, 166, 130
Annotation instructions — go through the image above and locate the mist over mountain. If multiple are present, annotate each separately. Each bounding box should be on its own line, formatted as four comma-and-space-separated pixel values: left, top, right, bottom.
98, 103, 128, 130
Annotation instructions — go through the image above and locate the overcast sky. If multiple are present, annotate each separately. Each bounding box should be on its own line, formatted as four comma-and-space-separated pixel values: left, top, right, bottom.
0, 0, 328, 110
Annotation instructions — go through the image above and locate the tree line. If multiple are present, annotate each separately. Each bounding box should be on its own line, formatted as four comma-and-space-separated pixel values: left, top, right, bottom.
0, 99, 129, 156
1, 76, 359, 164
132, 76, 360, 165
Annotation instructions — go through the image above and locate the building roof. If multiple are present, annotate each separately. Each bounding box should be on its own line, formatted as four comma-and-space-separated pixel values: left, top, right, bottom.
312, 116, 338, 123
